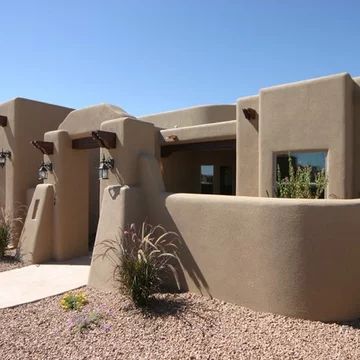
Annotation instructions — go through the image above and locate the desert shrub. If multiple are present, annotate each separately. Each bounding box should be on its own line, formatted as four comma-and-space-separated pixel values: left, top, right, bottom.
116, 222, 180, 308
276, 155, 328, 199
0, 207, 22, 258
60, 291, 88, 311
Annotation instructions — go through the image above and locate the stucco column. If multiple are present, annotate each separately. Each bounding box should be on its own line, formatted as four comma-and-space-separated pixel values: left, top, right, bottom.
44, 130, 89, 261
98, 118, 156, 201
89, 118, 156, 289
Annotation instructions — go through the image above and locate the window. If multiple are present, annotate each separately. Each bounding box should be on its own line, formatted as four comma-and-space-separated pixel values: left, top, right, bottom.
220, 166, 233, 195
276, 151, 327, 198
200, 165, 214, 194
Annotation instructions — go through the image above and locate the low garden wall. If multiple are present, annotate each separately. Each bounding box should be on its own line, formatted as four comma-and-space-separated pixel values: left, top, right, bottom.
161, 194, 360, 321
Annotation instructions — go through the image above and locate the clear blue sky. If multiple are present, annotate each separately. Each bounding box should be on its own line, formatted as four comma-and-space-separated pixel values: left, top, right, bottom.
0, 0, 359, 116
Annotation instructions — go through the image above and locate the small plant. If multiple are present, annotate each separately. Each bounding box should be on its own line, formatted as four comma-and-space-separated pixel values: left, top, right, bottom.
276, 154, 328, 199
116, 222, 180, 308
60, 291, 88, 311
0, 207, 22, 258
68, 310, 104, 333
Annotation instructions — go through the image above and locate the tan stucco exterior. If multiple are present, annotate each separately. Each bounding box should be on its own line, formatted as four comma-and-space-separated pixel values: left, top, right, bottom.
17, 72, 360, 321
0, 98, 72, 243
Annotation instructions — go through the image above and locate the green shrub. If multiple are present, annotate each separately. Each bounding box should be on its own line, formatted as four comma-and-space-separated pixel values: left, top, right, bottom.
276, 154, 328, 199
0, 207, 22, 258
116, 222, 180, 308
60, 291, 88, 311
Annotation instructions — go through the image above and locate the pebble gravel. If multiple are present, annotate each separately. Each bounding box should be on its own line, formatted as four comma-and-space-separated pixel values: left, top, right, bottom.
0, 287, 360, 359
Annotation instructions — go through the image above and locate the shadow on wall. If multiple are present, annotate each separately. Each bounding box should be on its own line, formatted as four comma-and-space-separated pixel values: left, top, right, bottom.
139, 153, 211, 297
161, 195, 212, 298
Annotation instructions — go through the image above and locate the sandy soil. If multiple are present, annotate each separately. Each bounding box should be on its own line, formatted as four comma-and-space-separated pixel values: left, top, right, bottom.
0, 287, 360, 359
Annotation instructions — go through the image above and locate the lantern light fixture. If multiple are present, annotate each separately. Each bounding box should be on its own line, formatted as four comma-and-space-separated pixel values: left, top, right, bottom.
0, 149, 11, 168
98, 154, 114, 180
38, 161, 53, 181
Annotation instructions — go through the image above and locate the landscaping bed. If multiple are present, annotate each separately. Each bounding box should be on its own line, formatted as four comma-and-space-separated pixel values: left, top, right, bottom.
0, 287, 360, 360
0, 249, 22, 273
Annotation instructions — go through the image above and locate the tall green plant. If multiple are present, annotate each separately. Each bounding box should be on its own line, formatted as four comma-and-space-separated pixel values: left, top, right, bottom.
116, 222, 180, 307
276, 154, 328, 199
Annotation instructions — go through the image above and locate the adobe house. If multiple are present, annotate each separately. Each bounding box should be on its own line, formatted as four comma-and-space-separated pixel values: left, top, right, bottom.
0, 98, 72, 244
19, 73, 360, 321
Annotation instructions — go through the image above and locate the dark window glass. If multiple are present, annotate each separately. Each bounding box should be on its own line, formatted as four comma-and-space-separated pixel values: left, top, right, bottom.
220, 166, 233, 195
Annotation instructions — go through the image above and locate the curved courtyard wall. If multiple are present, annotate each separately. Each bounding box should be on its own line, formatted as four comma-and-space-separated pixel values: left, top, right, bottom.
159, 194, 360, 321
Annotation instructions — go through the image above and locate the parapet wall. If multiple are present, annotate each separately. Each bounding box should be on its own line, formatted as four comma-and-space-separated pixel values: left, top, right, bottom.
162, 194, 360, 321
125, 153, 360, 322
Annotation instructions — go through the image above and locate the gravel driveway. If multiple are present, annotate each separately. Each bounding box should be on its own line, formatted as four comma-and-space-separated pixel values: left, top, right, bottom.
0, 288, 360, 359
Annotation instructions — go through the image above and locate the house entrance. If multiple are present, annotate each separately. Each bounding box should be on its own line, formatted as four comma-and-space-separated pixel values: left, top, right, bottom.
71, 130, 117, 251
160, 140, 236, 195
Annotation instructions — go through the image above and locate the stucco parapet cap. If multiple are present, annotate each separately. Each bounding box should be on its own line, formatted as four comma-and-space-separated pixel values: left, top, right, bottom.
236, 94, 259, 103
13, 97, 73, 109
139, 104, 235, 119
160, 120, 236, 144
259, 72, 351, 94
0, 97, 72, 110
63, 104, 134, 122
165, 193, 360, 208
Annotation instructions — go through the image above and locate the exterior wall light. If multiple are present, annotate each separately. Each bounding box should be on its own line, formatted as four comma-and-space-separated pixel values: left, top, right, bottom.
98, 155, 114, 180
0, 149, 11, 168
38, 162, 53, 180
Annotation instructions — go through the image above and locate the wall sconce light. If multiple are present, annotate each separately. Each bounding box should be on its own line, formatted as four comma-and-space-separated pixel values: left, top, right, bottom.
38, 162, 53, 180
98, 155, 114, 180
0, 149, 11, 168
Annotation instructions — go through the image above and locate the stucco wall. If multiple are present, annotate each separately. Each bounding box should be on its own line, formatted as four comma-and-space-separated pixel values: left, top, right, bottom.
0, 98, 72, 243
134, 153, 360, 321
259, 73, 354, 198
140, 104, 236, 129
160, 194, 360, 321
236, 95, 259, 196
20, 184, 54, 264
352, 79, 360, 197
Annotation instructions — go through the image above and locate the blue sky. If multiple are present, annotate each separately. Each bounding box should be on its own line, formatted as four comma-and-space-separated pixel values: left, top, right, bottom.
0, 1, 359, 116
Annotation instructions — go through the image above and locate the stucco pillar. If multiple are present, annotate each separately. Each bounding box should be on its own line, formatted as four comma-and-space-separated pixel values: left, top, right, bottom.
236, 95, 260, 196
44, 130, 89, 261
98, 117, 156, 202
89, 118, 156, 289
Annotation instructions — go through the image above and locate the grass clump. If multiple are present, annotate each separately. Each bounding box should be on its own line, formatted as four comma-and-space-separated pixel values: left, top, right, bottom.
0, 207, 22, 258
116, 222, 180, 308
60, 291, 88, 311
276, 154, 328, 199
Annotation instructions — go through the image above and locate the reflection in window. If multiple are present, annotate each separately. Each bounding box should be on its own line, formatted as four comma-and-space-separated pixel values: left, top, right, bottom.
276, 151, 327, 198
200, 165, 214, 194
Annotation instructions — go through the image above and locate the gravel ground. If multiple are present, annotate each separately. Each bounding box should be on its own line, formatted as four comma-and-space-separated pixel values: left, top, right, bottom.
0, 249, 22, 272
1, 288, 360, 360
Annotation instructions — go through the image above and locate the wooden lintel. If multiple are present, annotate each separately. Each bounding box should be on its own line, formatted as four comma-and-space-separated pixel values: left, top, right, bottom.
31, 141, 54, 155
161, 139, 236, 158
0, 115, 8, 127
72, 130, 117, 150
91, 130, 116, 149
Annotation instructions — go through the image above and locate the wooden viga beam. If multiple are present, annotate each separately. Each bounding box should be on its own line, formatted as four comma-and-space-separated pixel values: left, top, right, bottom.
72, 130, 117, 150
31, 141, 54, 155
0, 115, 7, 127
